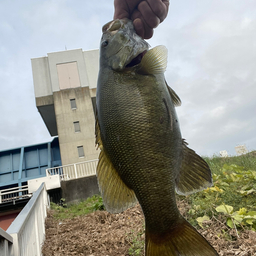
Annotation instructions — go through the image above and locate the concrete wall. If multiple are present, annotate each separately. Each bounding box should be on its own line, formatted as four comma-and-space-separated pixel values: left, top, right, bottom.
53, 87, 98, 165
28, 175, 61, 193
31, 57, 52, 98
48, 49, 90, 92
83, 49, 99, 90
32, 48, 100, 166
61, 175, 99, 205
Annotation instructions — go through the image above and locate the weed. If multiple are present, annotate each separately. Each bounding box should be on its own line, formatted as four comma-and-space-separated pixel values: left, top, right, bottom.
182, 153, 256, 232
128, 229, 145, 256
50, 194, 105, 220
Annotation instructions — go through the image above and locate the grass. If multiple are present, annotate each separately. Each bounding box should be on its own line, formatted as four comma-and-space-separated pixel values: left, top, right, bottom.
127, 228, 145, 256
180, 151, 256, 229
49, 151, 256, 254
204, 151, 256, 175
50, 194, 104, 220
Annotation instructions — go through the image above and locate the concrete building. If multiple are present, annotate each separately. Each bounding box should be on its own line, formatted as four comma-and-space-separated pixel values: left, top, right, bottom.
31, 48, 99, 165
0, 48, 101, 232
0, 49, 101, 252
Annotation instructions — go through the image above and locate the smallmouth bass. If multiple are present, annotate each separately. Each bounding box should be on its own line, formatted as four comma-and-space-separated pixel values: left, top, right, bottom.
95, 19, 218, 256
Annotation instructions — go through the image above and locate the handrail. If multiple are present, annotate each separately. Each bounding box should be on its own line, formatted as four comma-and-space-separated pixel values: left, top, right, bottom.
0, 227, 13, 256
0, 185, 28, 193
7, 183, 48, 256
46, 159, 98, 172
0, 185, 32, 204
1, 188, 29, 196
46, 159, 98, 181
7, 183, 45, 234
0, 227, 13, 243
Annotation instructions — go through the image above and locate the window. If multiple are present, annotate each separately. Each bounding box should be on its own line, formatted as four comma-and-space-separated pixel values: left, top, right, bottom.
77, 146, 85, 158
70, 99, 77, 109
73, 121, 80, 132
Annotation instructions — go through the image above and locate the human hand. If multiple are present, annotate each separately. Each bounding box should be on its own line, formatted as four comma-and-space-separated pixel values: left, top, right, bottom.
114, 0, 170, 39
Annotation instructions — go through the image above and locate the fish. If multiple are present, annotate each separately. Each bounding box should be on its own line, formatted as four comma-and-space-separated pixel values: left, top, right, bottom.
95, 18, 219, 256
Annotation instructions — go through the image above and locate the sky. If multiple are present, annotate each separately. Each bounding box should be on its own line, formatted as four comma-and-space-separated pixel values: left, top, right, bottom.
0, 0, 255, 156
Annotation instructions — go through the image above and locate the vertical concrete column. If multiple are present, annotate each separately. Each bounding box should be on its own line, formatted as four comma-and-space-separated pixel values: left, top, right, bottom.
18, 147, 24, 196
47, 142, 52, 168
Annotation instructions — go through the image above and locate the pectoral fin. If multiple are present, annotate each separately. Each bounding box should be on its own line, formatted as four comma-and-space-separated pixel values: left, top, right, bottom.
95, 115, 137, 213
138, 45, 167, 74
175, 140, 213, 196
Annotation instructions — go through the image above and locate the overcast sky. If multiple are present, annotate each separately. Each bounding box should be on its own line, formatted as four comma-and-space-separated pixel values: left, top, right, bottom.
0, 0, 255, 157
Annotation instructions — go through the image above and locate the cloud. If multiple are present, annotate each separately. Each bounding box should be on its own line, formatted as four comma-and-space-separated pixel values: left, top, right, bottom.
152, 0, 256, 155
0, 0, 255, 156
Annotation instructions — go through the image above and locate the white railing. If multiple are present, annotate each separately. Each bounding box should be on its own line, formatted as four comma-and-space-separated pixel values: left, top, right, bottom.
6, 183, 48, 256
46, 159, 98, 181
0, 227, 13, 256
0, 185, 32, 204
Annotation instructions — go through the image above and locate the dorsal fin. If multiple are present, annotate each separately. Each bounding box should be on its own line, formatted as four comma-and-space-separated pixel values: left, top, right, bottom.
138, 45, 167, 74
166, 81, 182, 107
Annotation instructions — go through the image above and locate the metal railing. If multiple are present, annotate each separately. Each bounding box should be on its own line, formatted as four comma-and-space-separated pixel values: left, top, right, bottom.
46, 159, 98, 181
0, 185, 32, 204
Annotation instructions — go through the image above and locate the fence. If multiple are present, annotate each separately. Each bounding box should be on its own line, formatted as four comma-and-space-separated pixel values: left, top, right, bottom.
0, 228, 13, 256
4, 183, 49, 256
0, 185, 32, 204
46, 159, 98, 181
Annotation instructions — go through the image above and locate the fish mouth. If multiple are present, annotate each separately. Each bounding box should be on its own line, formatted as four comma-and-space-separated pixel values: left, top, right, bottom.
125, 50, 147, 68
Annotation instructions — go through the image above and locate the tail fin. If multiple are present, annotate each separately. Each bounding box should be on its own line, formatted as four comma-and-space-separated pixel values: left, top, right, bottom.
145, 218, 218, 256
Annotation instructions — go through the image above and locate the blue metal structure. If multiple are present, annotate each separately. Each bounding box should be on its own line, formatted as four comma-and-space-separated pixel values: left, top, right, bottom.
0, 137, 61, 189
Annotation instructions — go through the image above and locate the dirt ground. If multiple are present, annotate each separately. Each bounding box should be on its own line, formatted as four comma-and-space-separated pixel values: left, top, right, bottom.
42, 202, 256, 256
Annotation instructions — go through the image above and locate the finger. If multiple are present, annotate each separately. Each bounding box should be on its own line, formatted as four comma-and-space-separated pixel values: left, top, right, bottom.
132, 10, 154, 39
134, 20, 154, 39
113, 0, 130, 19
147, 0, 170, 22
133, 18, 145, 39
137, 1, 160, 29
114, 0, 142, 19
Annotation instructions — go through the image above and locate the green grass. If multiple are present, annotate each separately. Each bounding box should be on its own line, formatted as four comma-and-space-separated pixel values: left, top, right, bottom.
181, 151, 256, 230
49, 151, 256, 254
127, 229, 145, 256
204, 151, 256, 175
50, 194, 104, 220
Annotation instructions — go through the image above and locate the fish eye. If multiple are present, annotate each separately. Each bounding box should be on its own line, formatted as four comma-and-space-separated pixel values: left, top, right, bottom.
102, 40, 108, 47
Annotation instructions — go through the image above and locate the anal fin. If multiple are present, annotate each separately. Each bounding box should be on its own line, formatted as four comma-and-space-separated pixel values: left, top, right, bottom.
175, 140, 213, 196
96, 150, 138, 213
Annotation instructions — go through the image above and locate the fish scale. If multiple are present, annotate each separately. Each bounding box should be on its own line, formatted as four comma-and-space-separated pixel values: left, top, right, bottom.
98, 70, 181, 231
96, 18, 219, 256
